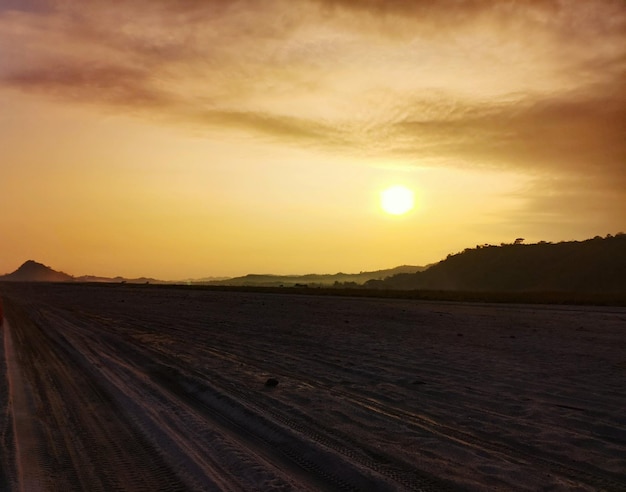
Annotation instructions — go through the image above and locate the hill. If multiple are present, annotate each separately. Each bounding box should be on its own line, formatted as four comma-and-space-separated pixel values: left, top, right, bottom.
74, 275, 167, 284
0, 261, 425, 287
204, 265, 427, 287
373, 234, 626, 293
0, 260, 74, 282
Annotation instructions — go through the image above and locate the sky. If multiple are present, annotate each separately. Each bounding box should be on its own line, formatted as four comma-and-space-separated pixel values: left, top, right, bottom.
1, 0, 624, 279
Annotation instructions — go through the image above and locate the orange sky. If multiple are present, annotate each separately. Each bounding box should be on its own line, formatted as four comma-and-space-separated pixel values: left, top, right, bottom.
1, 0, 624, 279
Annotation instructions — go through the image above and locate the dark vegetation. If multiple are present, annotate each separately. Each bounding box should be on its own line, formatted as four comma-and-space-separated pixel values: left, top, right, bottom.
367, 234, 626, 294
6, 280, 624, 307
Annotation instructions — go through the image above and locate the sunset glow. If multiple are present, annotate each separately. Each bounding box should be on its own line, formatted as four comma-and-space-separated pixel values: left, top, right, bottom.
0, 0, 624, 279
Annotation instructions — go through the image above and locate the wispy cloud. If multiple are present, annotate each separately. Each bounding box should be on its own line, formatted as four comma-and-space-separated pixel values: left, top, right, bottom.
1, 0, 624, 204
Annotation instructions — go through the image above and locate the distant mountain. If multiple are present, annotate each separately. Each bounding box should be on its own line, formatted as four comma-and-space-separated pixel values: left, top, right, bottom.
76, 274, 231, 284
204, 265, 427, 287
178, 276, 231, 283
74, 275, 166, 284
4, 235, 625, 294
373, 234, 626, 293
0, 260, 74, 282
0, 261, 424, 287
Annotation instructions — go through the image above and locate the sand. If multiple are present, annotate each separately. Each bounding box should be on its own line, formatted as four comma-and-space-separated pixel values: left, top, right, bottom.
0, 283, 624, 491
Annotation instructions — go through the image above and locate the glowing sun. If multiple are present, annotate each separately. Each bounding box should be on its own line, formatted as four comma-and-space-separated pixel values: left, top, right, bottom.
380, 185, 414, 215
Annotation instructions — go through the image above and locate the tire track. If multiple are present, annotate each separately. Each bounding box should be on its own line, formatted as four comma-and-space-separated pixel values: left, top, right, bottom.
0, 297, 17, 492
71, 300, 623, 491
176, 340, 626, 492
3, 317, 47, 491
90, 328, 454, 490
2, 284, 625, 491
77, 336, 303, 492
45, 302, 449, 490
3, 299, 188, 492
40, 308, 370, 491
85, 327, 404, 492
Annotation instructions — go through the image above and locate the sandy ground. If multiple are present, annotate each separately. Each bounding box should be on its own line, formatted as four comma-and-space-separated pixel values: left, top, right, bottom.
0, 283, 624, 491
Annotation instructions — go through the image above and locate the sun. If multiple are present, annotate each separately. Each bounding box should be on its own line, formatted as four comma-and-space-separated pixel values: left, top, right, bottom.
380, 185, 414, 215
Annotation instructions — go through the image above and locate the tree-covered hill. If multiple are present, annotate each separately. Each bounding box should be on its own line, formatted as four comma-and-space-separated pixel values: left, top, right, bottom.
373, 234, 626, 293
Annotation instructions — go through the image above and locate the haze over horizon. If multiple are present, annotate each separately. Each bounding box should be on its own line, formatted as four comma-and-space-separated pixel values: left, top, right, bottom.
1, 0, 624, 280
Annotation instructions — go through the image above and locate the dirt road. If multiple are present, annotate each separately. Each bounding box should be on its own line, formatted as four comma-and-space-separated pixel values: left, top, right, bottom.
1, 283, 624, 491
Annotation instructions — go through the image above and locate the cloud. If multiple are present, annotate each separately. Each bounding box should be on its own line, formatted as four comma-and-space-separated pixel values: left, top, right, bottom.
0, 0, 624, 196
390, 84, 626, 174
4, 62, 170, 107
193, 109, 350, 148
